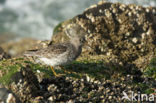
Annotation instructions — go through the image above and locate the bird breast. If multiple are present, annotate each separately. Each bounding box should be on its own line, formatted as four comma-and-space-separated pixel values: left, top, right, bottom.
38, 51, 71, 66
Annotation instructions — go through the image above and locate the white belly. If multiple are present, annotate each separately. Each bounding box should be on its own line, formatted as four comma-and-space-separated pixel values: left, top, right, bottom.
38, 52, 71, 66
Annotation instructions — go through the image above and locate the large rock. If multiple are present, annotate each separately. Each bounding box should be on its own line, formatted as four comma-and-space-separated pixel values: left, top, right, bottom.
52, 1, 156, 69
0, 58, 151, 103
0, 86, 20, 103
0, 38, 44, 57
10, 66, 40, 103
0, 46, 155, 103
0, 2, 155, 103
0, 62, 40, 103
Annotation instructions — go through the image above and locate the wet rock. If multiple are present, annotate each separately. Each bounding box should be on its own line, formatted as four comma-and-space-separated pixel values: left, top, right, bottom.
0, 87, 20, 103
52, 1, 156, 69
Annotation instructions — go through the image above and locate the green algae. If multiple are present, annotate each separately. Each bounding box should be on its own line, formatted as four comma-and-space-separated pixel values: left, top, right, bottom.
53, 19, 73, 35
53, 22, 63, 35
0, 57, 112, 85
144, 58, 156, 80
0, 56, 155, 95
64, 60, 111, 79
0, 64, 20, 85
0, 58, 52, 85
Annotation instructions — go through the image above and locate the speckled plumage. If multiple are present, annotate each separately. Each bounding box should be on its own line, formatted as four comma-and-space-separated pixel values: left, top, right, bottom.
24, 35, 85, 67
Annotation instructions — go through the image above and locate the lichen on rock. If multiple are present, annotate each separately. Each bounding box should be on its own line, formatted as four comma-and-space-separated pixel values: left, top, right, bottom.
52, 1, 156, 70
0, 58, 53, 102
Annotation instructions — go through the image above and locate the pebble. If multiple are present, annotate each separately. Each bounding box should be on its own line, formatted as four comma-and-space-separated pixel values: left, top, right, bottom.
132, 38, 138, 43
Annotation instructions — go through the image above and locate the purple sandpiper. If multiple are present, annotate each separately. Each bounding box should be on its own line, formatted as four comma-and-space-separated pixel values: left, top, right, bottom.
24, 25, 86, 76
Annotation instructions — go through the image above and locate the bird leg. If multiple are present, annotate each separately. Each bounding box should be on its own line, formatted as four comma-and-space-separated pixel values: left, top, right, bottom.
50, 66, 57, 76
50, 66, 65, 77
60, 66, 77, 75
60, 66, 71, 74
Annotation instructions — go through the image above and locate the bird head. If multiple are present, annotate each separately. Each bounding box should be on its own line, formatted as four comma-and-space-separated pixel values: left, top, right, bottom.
70, 35, 86, 47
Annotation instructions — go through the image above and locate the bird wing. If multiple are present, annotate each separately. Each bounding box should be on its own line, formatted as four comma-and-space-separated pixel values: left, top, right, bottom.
44, 43, 68, 58
25, 43, 68, 58
24, 49, 39, 57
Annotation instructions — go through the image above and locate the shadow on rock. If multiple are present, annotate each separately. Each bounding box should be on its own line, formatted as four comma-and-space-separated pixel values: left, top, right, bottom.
10, 65, 40, 102
64, 61, 113, 79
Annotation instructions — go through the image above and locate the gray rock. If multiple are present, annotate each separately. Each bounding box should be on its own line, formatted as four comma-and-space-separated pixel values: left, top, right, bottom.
52, 1, 156, 69
10, 65, 40, 103
0, 87, 20, 103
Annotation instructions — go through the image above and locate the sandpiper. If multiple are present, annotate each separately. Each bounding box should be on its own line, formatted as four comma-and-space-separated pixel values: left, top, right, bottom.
24, 26, 86, 76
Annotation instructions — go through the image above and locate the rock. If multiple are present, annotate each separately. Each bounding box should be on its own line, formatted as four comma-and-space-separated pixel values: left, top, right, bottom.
0, 1, 155, 103
0, 62, 41, 103
0, 47, 10, 60
67, 100, 74, 103
0, 38, 41, 57
0, 34, 52, 58
0, 57, 154, 102
52, 1, 156, 69
0, 58, 51, 103
10, 65, 40, 102
0, 33, 16, 44
0, 87, 20, 103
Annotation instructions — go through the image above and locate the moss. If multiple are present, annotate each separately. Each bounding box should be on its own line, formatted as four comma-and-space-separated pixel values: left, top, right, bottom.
81, 93, 88, 98
136, 83, 155, 94
24, 60, 54, 77
0, 58, 53, 85
144, 58, 156, 80
53, 22, 63, 35
138, 58, 156, 94
0, 55, 121, 86
0, 65, 20, 85
149, 58, 156, 66
0, 56, 155, 96
64, 60, 112, 79
144, 67, 156, 80
53, 19, 73, 35
0, 66, 2, 70
144, 88, 154, 94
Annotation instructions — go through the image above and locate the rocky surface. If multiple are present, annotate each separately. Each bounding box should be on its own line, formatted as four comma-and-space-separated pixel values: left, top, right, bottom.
35, 75, 138, 102
0, 56, 155, 103
0, 86, 20, 103
0, 38, 50, 57
10, 66, 40, 102
52, 1, 156, 70
0, 33, 16, 44
0, 1, 156, 103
